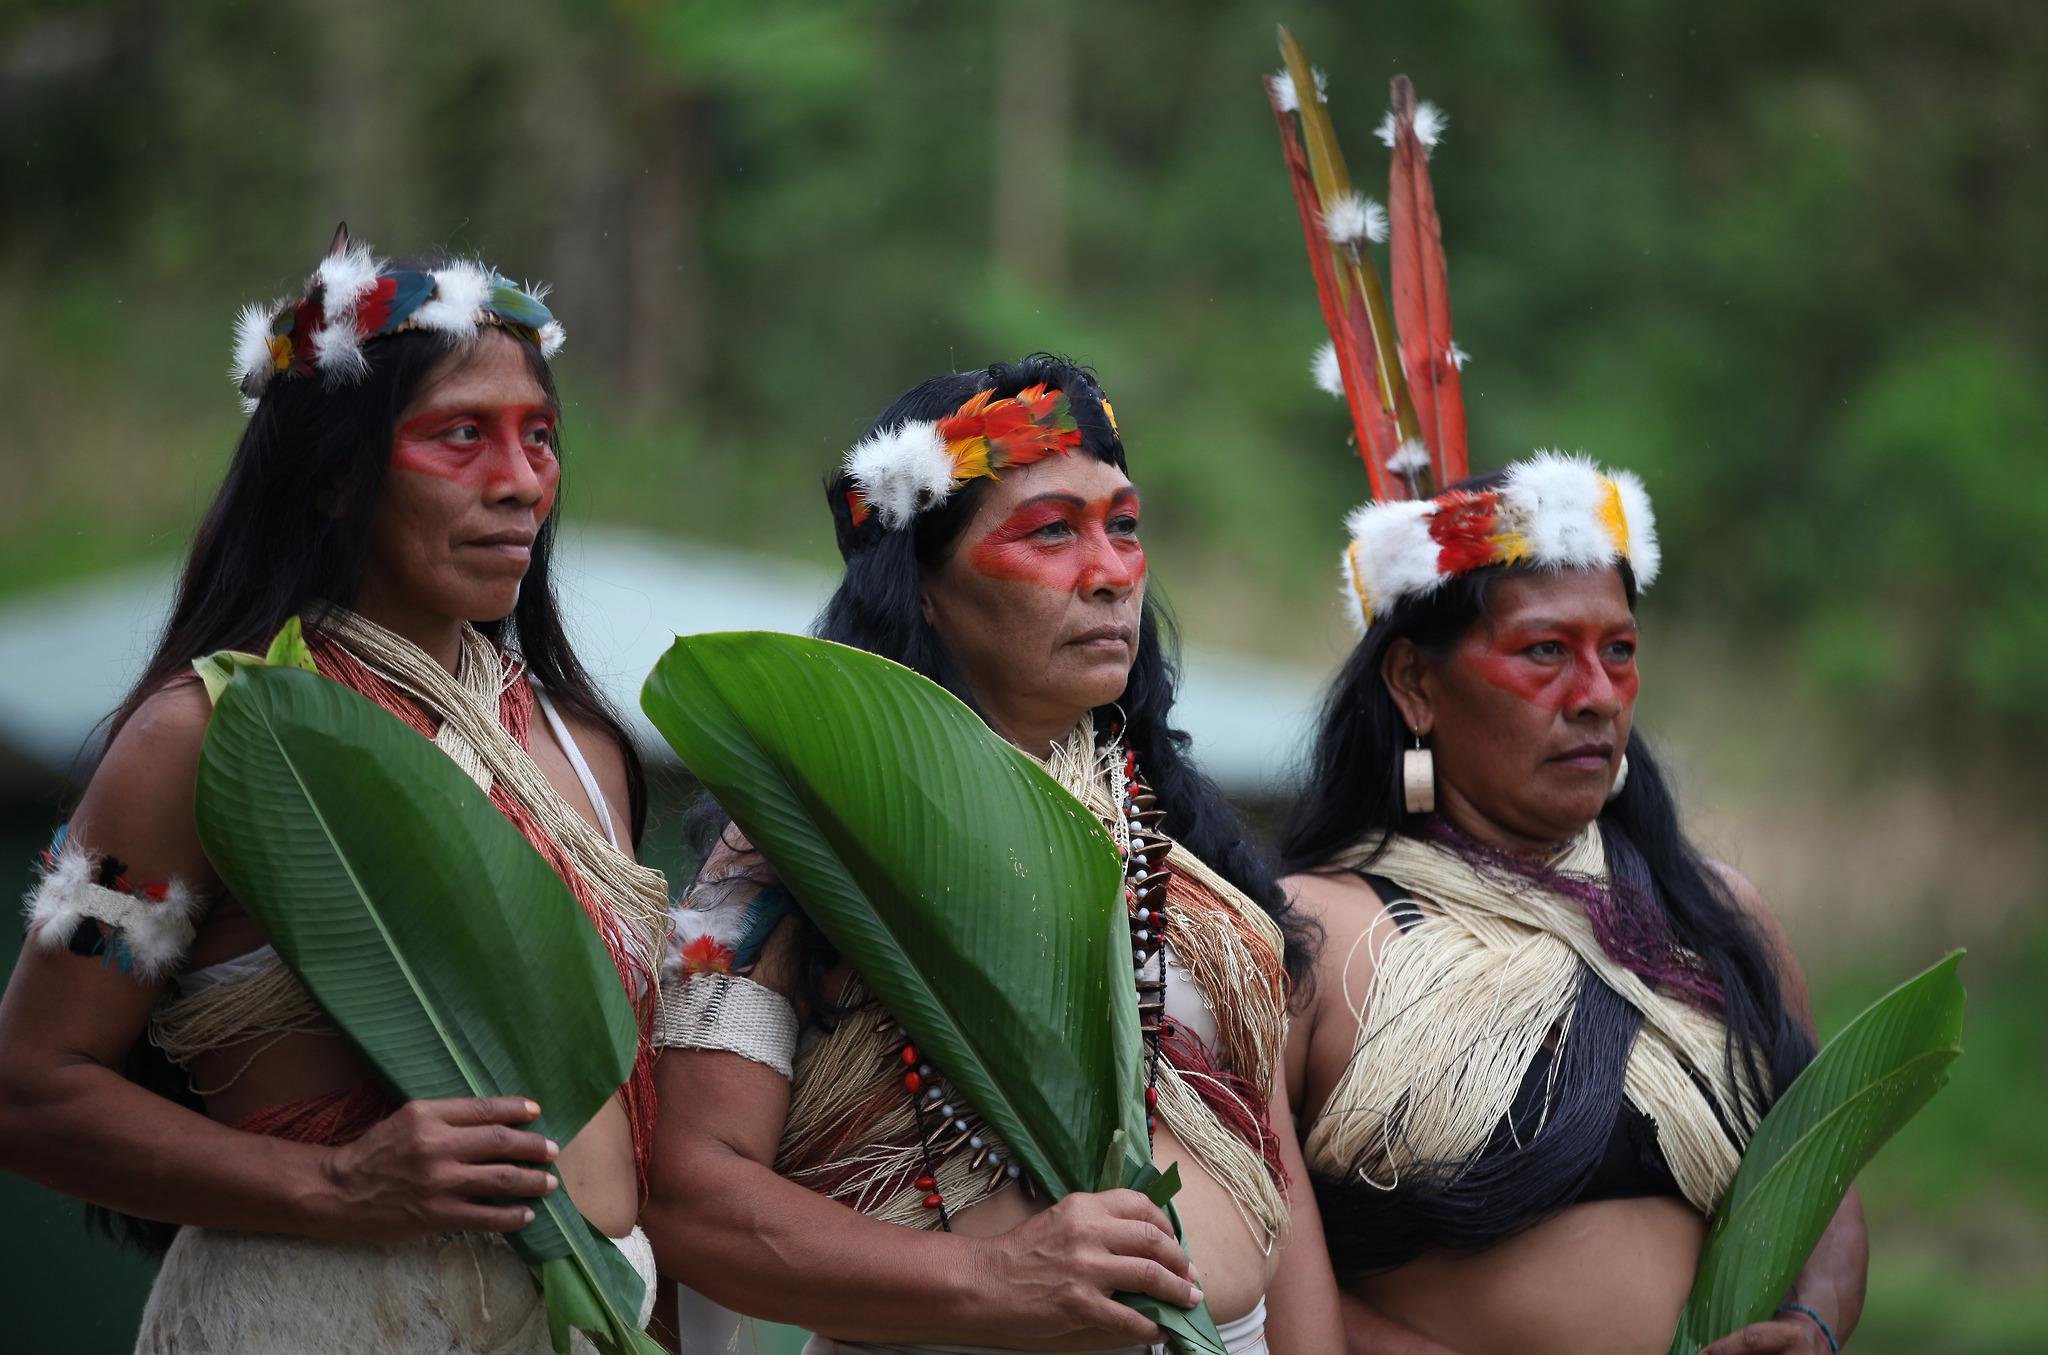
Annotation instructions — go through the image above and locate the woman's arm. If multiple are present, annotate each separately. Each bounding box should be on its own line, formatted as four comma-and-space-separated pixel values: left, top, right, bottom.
0, 686, 556, 1241
1701, 864, 1869, 1353
1280, 873, 1459, 1354
644, 1044, 1202, 1349
1257, 1058, 1346, 1351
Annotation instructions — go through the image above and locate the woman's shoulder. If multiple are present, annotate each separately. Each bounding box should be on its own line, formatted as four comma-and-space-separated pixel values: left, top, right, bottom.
1280, 869, 1408, 978
68, 678, 219, 885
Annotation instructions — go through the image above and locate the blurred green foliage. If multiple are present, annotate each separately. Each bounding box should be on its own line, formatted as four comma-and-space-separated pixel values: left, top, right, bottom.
2, 2, 2042, 1350
4, 0, 2043, 762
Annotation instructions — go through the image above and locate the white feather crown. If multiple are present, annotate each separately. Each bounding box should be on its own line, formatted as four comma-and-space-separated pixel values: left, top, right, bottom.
230, 224, 565, 406
1339, 452, 1660, 634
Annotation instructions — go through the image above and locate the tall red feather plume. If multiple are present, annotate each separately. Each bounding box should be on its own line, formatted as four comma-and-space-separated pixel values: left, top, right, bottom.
1387, 76, 1469, 489
1266, 76, 1404, 501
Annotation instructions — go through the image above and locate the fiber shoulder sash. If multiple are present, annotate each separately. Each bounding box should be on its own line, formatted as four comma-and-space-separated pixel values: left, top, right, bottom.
1307, 827, 1762, 1220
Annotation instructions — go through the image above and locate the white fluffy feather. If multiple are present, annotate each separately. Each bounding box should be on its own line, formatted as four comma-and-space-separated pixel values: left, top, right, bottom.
1343, 498, 1441, 625
310, 320, 369, 383
1386, 438, 1431, 475
844, 420, 955, 530
231, 301, 282, 393
315, 243, 382, 319
410, 261, 493, 340
1311, 341, 1344, 398
1448, 341, 1471, 371
1269, 70, 1298, 113
1412, 101, 1447, 149
1322, 192, 1387, 246
538, 321, 567, 358
1270, 66, 1327, 113
1611, 467, 1660, 588
1376, 101, 1448, 156
1503, 451, 1621, 569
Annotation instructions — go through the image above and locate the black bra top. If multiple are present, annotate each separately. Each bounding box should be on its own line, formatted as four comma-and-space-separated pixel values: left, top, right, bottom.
1310, 872, 1684, 1275
1371, 880, 1682, 1207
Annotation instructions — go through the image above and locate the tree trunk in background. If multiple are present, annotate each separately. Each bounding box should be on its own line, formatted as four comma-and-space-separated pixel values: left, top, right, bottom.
312, 1, 402, 249
991, 0, 1072, 290
621, 81, 711, 411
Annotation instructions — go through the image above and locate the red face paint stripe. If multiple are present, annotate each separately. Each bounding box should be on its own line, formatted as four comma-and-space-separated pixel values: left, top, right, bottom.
968, 491, 1146, 593
390, 404, 561, 523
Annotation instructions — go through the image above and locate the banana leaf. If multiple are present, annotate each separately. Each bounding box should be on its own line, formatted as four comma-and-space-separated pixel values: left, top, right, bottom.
642, 631, 1225, 1354
193, 632, 661, 1355
1668, 951, 1966, 1352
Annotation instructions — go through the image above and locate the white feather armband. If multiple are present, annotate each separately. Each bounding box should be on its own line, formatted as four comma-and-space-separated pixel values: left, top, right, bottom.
23, 844, 202, 980
654, 972, 798, 1078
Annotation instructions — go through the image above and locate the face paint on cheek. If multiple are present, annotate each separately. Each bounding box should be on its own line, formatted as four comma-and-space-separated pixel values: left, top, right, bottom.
1463, 642, 1568, 708
391, 408, 560, 523
529, 453, 560, 523
1463, 630, 1639, 712
968, 493, 1144, 592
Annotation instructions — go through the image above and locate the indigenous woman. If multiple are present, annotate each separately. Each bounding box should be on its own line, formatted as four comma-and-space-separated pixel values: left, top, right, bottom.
1260, 58, 1869, 1355
0, 230, 666, 1351
643, 356, 1343, 1352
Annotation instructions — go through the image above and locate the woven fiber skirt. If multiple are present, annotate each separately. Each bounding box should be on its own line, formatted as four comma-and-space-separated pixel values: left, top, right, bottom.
134, 1224, 656, 1354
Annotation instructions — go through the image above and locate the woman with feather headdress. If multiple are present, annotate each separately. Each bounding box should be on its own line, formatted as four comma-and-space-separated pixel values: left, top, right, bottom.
1261, 35, 1870, 1355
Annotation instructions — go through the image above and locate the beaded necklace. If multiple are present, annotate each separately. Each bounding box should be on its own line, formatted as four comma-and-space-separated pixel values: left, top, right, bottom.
884, 727, 1172, 1228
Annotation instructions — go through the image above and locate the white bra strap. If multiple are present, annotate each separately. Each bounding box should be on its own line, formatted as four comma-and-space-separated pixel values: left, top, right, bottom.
529, 679, 621, 850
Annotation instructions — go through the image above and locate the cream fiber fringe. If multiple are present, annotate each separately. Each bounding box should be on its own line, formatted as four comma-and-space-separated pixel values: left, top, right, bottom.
1304, 827, 1762, 1216
778, 723, 1289, 1246
134, 1223, 656, 1353
152, 610, 669, 1074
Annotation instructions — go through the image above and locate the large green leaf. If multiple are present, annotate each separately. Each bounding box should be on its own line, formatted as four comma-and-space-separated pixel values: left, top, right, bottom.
1669, 952, 1966, 1352
195, 657, 662, 1355
642, 631, 1224, 1353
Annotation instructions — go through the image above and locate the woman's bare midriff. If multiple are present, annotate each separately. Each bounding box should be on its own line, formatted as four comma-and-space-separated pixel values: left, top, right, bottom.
185, 900, 641, 1239
1353, 1196, 1705, 1355
942, 1118, 1278, 1326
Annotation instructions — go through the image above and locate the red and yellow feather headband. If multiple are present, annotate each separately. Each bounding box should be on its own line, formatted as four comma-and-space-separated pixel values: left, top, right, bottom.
842, 382, 1083, 529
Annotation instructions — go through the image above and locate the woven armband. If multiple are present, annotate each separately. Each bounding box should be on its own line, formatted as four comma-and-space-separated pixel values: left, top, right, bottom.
654, 972, 798, 1078
24, 840, 202, 980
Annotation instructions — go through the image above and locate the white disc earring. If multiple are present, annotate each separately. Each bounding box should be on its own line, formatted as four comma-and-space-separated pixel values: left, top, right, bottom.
1607, 753, 1630, 801
1402, 735, 1436, 815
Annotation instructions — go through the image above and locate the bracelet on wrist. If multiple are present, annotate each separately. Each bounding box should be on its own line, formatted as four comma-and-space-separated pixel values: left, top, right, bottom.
1777, 1302, 1840, 1354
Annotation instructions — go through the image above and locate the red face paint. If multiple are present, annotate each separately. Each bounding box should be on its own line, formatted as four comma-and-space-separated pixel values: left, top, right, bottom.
390, 403, 561, 523
968, 488, 1147, 594
1460, 619, 1640, 714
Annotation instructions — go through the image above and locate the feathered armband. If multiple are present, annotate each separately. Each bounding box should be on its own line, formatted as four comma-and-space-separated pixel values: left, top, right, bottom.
23, 838, 202, 981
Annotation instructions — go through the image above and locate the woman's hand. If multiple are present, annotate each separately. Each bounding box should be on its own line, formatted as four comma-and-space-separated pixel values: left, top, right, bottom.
968, 1189, 1202, 1349
308, 1095, 560, 1241
1701, 1314, 1831, 1354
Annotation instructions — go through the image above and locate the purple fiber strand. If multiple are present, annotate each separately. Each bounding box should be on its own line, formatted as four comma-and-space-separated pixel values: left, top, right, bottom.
1419, 818, 1724, 1010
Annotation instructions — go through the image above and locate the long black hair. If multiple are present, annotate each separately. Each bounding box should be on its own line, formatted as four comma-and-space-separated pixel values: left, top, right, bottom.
1279, 471, 1811, 1107
91, 295, 643, 1254
695, 354, 1313, 1009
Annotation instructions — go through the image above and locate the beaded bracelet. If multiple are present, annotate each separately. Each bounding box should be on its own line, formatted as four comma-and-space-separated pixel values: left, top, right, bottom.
1777, 1302, 1840, 1355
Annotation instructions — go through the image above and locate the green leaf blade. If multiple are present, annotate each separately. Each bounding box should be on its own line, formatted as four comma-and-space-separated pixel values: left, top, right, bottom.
642, 632, 1224, 1349
195, 663, 650, 1344
1668, 952, 1965, 1352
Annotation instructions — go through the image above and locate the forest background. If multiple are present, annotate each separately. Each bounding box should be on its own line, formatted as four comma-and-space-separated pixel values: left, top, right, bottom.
1, 1, 2042, 1351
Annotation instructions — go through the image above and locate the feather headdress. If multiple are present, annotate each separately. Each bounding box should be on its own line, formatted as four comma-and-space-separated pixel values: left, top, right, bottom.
1339, 453, 1659, 634
229, 223, 565, 406
1267, 31, 1662, 633
842, 382, 1083, 529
